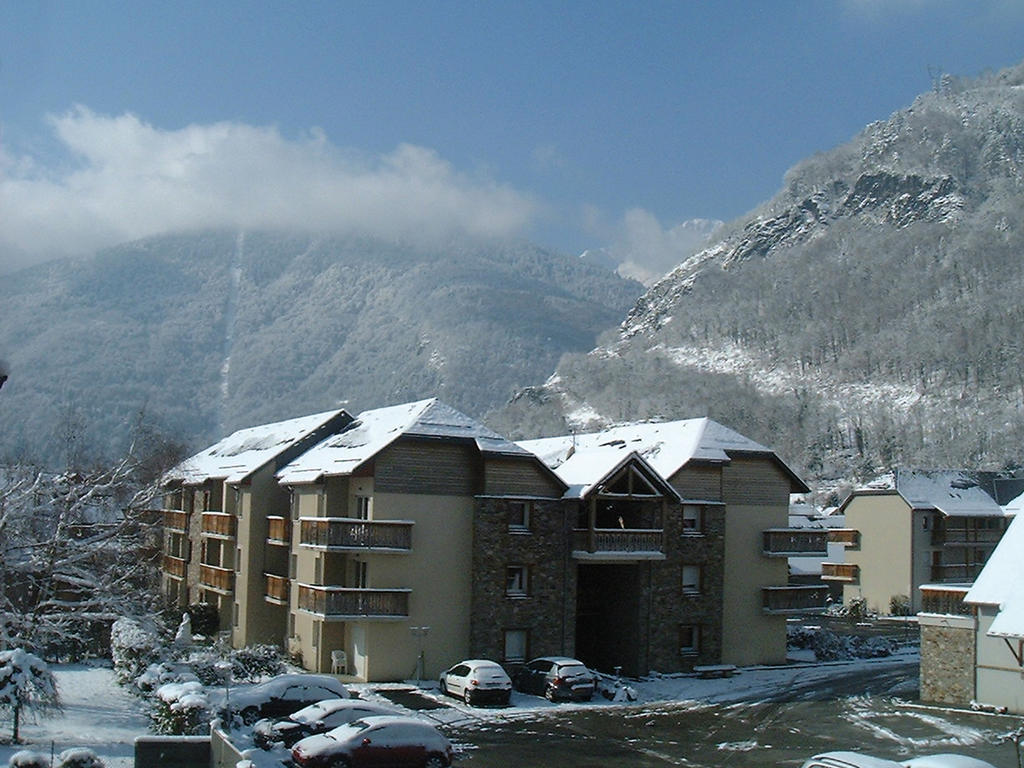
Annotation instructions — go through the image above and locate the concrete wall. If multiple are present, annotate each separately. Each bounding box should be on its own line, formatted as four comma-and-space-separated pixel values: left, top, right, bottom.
135, 735, 211, 768
919, 612, 976, 706
843, 494, 912, 614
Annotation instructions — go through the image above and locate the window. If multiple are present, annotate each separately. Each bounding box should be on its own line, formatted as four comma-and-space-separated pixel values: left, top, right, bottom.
288, 612, 296, 638
352, 560, 368, 589
682, 565, 702, 595
679, 624, 700, 655
290, 489, 299, 521
506, 565, 528, 596
289, 553, 297, 579
922, 515, 930, 530
354, 495, 371, 520
235, 547, 242, 572
509, 501, 530, 531
504, 629, 528, 662
233, 602, 239, 627
682, 505, 703, 534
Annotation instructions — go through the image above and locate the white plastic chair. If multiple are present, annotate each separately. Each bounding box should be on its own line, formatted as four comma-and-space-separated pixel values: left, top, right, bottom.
331, 650, 347, 675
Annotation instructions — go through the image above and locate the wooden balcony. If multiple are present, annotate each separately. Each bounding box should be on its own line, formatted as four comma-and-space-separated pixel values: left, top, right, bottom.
821, 562, 859, 582
300, 518, 413, 552
161, 509, 188, 531
762, 529, 828, 557
571, 528, 665, 561
199, 564, 235, 593
920, 585, 971, 616
828, 529, 860, 547
267, 516, 290, 545
201, 512, 236, 538
297, 584, 410, 620
162, 554, 186, 579
933, 526, 1004, 546
264, 573, 290, 603
762, 585, 830, 614
929, 562, 984, 582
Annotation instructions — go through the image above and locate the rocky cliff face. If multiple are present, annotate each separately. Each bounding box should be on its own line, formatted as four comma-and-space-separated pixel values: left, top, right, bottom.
490, 61, 1024, 490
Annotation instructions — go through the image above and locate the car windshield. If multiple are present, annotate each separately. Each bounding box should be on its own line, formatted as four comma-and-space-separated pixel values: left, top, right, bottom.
558, 663, 590, 678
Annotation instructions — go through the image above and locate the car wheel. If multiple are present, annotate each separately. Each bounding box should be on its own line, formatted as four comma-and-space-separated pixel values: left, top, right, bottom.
439, 679, 448, 695
330, 759, 351, 768
241, 707, 260, 725
545, 686, 557, 702
464, 689, 474, 705
424, 755, 447, 768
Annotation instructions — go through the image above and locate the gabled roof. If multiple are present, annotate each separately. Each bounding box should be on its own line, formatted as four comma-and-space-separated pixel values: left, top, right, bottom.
518, 416, 807, 493
164, 409, 351, 486
965, 513, 1024, 638
537, 446, 682, 501
277, 398, 531, 484
839, 468, 1017, 518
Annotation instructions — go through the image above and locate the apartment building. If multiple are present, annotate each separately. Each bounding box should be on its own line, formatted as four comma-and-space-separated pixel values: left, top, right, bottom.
824, 469, 1019, 614
161, 404, 815, 681
159, 409, 353, 638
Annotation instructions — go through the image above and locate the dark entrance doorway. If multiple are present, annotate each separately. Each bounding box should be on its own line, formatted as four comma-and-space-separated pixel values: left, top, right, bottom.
575, 564, 642, 676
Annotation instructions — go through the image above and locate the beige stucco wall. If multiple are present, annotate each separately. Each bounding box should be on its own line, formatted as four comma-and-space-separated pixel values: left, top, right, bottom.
843, 494, 912, 614
720, 458, 791, 667
975, 606, 1024, 714
289, 479, 475, 682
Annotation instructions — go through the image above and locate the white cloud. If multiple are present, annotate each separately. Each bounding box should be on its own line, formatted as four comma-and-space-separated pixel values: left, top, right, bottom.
603, 208, 722, 285
0, 106, 537, 266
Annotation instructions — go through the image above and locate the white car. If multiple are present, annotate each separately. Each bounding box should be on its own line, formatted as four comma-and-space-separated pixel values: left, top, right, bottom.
802, 752, 997, 768
439, 659, 512, 705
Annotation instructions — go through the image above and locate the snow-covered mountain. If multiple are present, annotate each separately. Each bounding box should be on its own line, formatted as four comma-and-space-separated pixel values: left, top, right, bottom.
490, 61, 1024, 490
0, 231, 642, 465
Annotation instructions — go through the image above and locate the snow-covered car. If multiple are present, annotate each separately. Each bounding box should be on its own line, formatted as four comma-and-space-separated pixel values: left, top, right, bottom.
253, 698, 397, 748
439, 659, 512, 705
291, 715, 454, 768
512, 656, 596, 701
801, 752, 997, 768
213, 673, 351, 723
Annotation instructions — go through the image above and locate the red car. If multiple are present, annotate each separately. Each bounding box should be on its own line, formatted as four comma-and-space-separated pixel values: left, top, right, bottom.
291, 715, 455, 768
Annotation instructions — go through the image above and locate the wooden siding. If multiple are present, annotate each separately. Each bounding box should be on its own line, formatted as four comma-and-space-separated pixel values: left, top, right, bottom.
669, 465, 722, 501
374, 439, 480, 496
721, 456, 791, 506
483, 457, 563, 497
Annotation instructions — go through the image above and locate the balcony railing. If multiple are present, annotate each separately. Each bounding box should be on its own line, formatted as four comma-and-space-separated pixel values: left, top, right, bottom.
762, 585, 830, 614
300, 518, 413, 552
920, 585, 971, 616
821, 562, 859, 582
264, 573, 290, 603
929, 563, 984, 582
297, 585, 410, 619
762, 529, 828, 557
932, 527, 1004, 546
201, 512, 236, 538
828, 529, 860, 547
571, 529, 665, 560
267, 516, 290, 544
199, 564, 235, 593
161, 509, 188, 531
162, 555, 186, 579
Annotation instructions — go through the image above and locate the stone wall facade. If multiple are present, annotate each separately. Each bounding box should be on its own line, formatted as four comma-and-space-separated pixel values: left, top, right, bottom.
919, 613, 976, 707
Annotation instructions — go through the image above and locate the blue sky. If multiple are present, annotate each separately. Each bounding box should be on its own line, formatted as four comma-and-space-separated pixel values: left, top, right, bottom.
3, 1, 1024, 272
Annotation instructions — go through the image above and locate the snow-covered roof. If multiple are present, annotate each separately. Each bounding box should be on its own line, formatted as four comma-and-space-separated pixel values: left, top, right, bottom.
277, 398, 530, 484
534, 446, 681, 500
164, 409, 350, 485
843, 468, 1019, 518
965, 513, 1024, 638
519, 416, 807, 492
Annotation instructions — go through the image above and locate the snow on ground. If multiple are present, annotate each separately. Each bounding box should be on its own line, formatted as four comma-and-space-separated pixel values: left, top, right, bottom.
0, 652, 923, 768
0, 662, 146, 768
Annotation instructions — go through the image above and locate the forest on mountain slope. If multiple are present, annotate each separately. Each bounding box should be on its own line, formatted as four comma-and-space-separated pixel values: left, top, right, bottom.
0, 231, 641, 466
489, 62, 1024, 495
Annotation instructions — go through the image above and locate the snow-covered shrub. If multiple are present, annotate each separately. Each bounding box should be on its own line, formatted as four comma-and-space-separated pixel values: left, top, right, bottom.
811, 630, 853, 661
135, 661, 194, 693
185, 603, 220, 638
889, 594, 912, 616
7, 751, 50, 768
110, 617, 161, 685
845, 597, 870, 622
150, 681, 209, 735
853, 636, 895, 658
229, 645, 286, 682
786, 625, 817, 650
55, 748, 105, 768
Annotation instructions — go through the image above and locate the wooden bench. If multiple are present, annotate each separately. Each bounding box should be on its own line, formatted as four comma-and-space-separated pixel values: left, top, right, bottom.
694, 664, 737, 679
